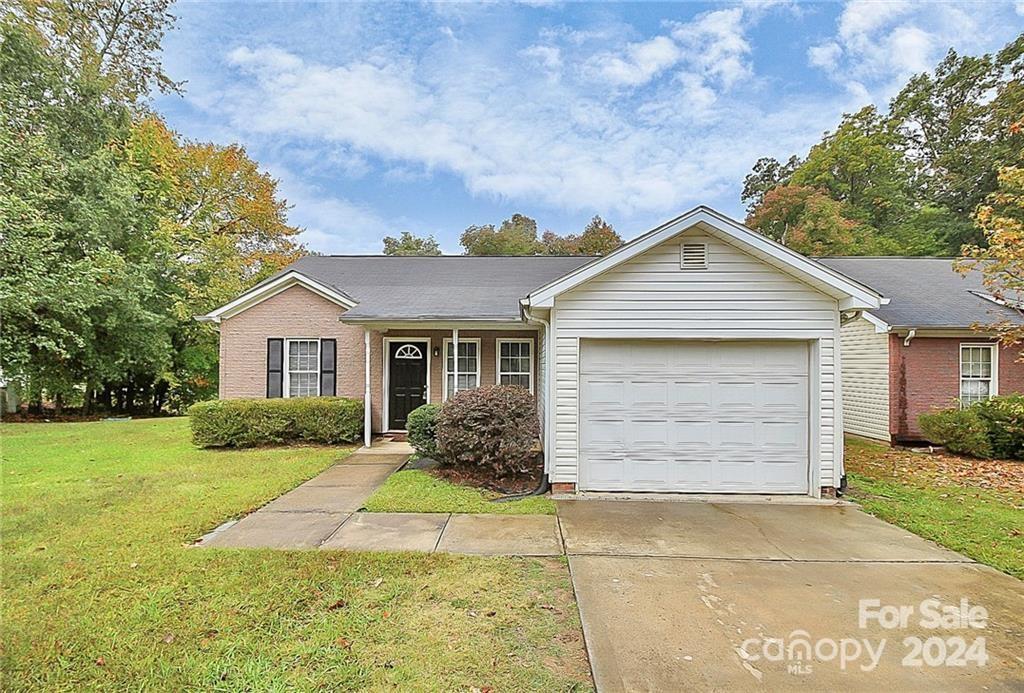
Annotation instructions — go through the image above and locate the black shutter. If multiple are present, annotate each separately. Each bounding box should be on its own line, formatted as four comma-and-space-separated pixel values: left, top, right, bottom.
320, 339, 337, 396
267, 338, 284, 398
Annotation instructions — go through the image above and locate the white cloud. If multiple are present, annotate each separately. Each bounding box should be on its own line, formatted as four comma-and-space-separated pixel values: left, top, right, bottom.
211, 40, 850, 218
586, 35, 681, 87
808, 0, 1015, 100
670, 8, 752, 88
521, 43, 562, 72
266, 163, 399, 253
807, 41, 842, 71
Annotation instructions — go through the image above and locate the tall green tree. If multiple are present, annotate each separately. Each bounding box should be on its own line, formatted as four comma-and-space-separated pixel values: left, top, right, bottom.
382, 231, 442, 256
741, 156, 801, 214
460, 213, 541, 255
0, 14, 173, 412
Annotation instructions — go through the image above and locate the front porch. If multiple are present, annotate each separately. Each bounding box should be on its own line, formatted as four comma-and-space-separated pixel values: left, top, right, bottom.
351, 322, 543, 443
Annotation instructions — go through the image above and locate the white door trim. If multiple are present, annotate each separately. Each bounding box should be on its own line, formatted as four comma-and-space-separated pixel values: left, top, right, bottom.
382, 337, 431, 432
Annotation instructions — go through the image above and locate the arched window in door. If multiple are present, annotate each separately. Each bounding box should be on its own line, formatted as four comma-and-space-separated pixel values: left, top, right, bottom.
394, 344, 423, 360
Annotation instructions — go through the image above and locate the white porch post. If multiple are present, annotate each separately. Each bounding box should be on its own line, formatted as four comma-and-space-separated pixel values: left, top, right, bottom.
451, 328, 459, 396
363, 329, 371, 448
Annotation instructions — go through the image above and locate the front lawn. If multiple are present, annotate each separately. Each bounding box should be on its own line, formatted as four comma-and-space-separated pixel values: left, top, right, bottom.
844, 435, 1024, 579
364, 469, 557, 515
1, 418, 590, 690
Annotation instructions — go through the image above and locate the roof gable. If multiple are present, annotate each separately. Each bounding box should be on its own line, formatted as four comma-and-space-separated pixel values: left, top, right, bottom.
524, 207, 882, 311
197, 270, 356, 323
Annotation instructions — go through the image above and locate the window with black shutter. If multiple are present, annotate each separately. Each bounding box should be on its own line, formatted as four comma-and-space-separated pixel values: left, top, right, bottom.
320, 339, 337, 396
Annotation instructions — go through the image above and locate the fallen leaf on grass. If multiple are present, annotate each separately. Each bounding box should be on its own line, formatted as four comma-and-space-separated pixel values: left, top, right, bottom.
336, 637, 352, 650
327, 599, 347, 611
95, 657, 106, 667
372, 577, 384, 588
161, 634, 175, 644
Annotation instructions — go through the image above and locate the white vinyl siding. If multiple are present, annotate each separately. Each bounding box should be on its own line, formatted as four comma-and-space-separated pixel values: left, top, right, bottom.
550, 229, 841, 493
839, 316, 890, 441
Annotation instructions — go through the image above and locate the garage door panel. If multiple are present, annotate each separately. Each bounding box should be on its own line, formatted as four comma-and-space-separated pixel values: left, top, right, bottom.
715, 382, 757, 408
583, 379, 625, 404
581, 340, 810, 494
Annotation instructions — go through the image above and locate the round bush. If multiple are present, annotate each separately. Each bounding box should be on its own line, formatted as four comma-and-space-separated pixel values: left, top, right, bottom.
919, 407, 992, 459
435, 385, 540, 477
406, 403, 441, 459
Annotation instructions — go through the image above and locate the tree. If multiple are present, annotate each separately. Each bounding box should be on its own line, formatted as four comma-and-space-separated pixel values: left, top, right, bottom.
460, 213, 540, 255
741, 156, 800, 214
0, 15, 174, 413
128, 117, 304, 407
746, 185, 864, 256
791, 106, 913, 232
14, 0, 181, 102
541, 215, 622, 255
382, 231, 442, 256
958, 157, 1024, 348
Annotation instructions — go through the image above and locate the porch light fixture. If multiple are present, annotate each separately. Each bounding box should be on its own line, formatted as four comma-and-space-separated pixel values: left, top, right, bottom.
433, 346, 441, 358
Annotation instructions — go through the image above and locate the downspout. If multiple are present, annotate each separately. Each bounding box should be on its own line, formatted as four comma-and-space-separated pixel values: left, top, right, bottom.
363, 329, 371, 448
903, 329, 916, 347
494, 305, 552, 501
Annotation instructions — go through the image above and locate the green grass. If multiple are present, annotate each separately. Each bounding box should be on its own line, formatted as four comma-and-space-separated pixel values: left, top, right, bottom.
364, 469, 557, 515
1, 418, 590, 690
845, 436, 1024, 579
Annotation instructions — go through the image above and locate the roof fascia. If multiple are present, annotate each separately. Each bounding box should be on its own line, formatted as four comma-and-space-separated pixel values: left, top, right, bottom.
198, 271, 356, 323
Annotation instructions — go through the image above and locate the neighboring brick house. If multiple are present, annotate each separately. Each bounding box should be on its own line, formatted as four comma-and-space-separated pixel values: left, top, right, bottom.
819, 258, 1024, 443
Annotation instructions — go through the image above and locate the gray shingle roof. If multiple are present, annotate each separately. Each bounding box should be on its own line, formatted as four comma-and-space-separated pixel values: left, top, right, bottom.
278, 255, 596, 321
818, 257, 1024, 328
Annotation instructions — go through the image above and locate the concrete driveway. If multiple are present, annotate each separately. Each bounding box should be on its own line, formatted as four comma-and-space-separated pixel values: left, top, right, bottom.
559, 500, 1024, 691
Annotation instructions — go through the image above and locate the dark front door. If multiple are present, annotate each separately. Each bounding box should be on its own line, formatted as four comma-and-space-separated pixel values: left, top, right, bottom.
388, 341, 428, 429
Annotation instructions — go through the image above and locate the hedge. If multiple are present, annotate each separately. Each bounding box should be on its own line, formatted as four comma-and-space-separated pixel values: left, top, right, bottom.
407, 403, 441, 460
188, 397, 363, 448
919, 393, 1024, 460
435, 385, 539, 477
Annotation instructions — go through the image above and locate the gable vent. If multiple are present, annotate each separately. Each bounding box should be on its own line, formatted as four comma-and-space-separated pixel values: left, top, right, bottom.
680, 242, 708, 270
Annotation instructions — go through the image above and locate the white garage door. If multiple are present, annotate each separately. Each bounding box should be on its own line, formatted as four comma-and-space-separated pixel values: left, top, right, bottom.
580, 340, 809, 493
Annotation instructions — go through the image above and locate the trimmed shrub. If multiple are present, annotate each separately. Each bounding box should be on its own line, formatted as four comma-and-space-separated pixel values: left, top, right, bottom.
435, 385, 540, 477
407, 403, 441, 460
919, 407, 993, 459
188, 397, 363, 448
974, 394, 1024, 459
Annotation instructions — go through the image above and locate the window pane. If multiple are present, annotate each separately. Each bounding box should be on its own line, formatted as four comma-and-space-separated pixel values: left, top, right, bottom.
500, 374, 530, 388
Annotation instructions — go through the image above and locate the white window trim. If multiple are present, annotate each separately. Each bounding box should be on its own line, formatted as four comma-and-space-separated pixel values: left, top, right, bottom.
382, 337, 431, 432
495, 338, 534, 393
283, 338, 320, 398
443, 337, 482, 401
959, 343, 998, 408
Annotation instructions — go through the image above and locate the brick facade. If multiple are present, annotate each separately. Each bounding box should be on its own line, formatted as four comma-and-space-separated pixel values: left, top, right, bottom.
888, 335, 1024, 441
217, 285, 539, 433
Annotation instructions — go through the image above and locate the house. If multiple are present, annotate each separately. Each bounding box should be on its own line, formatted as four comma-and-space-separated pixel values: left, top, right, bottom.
199, 207, 882, 497
819, 257, 1024, 443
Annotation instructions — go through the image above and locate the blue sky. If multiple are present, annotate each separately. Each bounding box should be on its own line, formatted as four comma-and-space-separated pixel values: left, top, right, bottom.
155, 1, 1024, 254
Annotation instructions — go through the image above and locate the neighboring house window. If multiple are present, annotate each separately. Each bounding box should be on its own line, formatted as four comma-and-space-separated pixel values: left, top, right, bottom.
960, 344, 997, 407
444, 339, 480, 399
286, 339, 320, 397
497, 339, 533, 392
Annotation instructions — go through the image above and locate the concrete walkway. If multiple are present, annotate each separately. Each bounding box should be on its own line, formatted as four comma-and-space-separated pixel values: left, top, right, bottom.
199, 442, 409, 550
197, 442, 561, 555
